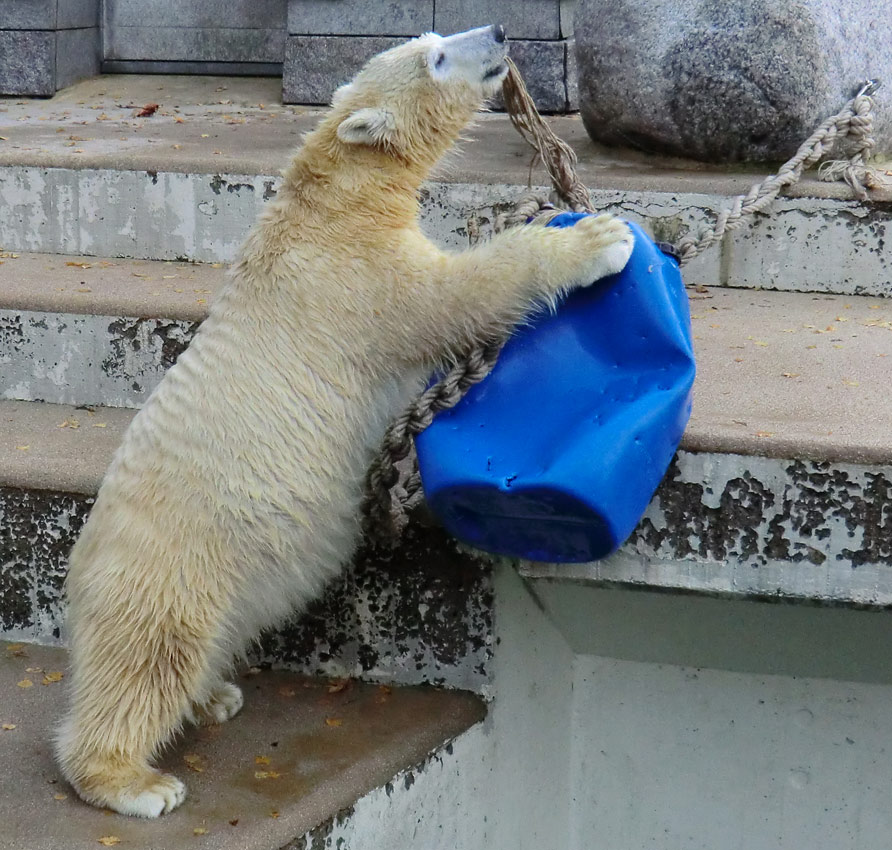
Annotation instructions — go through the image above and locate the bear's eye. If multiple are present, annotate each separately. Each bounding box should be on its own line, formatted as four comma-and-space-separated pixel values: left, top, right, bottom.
434, 52, 446, 70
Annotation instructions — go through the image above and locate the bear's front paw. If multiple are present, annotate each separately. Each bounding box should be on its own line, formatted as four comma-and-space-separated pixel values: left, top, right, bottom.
573, 215, 635, 285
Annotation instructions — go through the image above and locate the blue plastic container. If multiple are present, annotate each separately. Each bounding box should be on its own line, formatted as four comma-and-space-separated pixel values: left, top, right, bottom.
415, 216, 695, 563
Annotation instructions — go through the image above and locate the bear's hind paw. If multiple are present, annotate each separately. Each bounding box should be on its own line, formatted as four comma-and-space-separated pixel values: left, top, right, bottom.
188, 681, 244, 726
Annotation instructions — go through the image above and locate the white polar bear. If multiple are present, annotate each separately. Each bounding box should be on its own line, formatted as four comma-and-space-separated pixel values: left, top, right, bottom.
56, 25, 634, 817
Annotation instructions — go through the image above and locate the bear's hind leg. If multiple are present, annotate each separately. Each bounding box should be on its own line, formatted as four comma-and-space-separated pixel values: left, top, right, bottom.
57, 620, 220, 817
187, 680, 244, 727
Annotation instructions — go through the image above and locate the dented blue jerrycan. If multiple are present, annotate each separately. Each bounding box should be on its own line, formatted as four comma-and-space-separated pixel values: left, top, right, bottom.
415, 215, 696, 563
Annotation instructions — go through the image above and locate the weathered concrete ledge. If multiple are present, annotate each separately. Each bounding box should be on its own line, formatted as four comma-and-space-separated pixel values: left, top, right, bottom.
4, 283, 892, 462
2, 77, 891, 294
0, 75, 887, 200
0, 641, 485, 850
522, 449, 892, 609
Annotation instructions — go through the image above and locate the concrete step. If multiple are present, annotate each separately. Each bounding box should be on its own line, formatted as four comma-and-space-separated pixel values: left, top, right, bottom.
0, 640, 485, 849
1, 75, 891, 295
3, 269, 892, 642
0, 400, 494, 683
4, 247, 892, 450
1, 252, 218, 407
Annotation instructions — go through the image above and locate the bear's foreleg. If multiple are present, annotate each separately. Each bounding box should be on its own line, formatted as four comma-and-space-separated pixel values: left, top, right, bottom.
422, 213, 634, 355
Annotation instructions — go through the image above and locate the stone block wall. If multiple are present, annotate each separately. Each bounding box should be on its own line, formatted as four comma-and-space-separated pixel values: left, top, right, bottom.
102, 0, 287, 76
0, 0, 100, 96
283, 0, 578, 112
0, 0, 578, 110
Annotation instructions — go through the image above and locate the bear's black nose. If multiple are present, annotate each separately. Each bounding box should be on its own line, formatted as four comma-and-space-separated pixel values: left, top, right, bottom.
491, 24, 506, 43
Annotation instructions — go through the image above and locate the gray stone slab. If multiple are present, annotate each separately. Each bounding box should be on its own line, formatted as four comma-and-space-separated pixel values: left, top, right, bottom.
575, 0, 892, 162
0, 0, 56, 29
105, 0, 286, 29
0, 642, 485, 849
0, 30, 54, 96
288, 0, 433, 36
102, 60, 283, 76
435, 0, 562, 40
1, 310, 198, 408
501, 38, 568, 113
56, 0, 98, 29
0, 0, 97, 31
284, 34, 568, 110
105, 26, 285, 63
283, 34, 401, 104
55, 27, 100, 90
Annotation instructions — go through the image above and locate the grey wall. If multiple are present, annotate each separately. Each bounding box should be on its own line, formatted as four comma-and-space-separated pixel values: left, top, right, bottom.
0, 0, 100, 95
102, 0, 287, 75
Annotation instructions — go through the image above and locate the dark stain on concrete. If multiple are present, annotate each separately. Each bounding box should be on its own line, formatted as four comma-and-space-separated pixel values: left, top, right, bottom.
0, 487, 92, 634
209, 175, 256, 196
102, 317, 199, 381
260, 524, 493, 689
0, 313, 25, 354
633, 455, 892, 572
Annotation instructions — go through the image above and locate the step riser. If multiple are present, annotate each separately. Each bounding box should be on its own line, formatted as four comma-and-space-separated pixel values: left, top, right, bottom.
6, 447, 890, 659
0, 485, 493, 691
2, 165, 891, 295
1, 309, 196, 408
525, 450, 892, 607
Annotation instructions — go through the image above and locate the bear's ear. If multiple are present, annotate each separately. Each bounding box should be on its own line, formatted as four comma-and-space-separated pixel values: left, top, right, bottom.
336, 107, 396, 147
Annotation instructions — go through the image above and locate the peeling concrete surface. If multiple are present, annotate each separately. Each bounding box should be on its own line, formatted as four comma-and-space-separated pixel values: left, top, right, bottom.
0, 487, 91, 641
3, 162, 892, 293
1, 309, 197, 407
0, 482, 494, 690
258, 526, 493, 692
523, 450, 892, 607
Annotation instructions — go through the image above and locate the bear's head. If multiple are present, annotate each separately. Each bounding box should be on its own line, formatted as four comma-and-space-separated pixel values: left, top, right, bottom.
326, 25, 509, 172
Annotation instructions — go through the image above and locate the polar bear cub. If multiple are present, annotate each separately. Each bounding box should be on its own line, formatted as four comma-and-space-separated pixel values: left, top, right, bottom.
56, 25, 634, 817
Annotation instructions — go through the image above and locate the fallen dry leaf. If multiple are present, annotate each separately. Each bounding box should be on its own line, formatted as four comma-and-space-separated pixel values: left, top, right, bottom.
269, 810, 280, 819
183, 754, 205, 773
193, 827, 208, 836
97, 838, 121, 846
65, 261, 92, 269
228, 819, 239, 826
25, 666, 42, 673
136, 103, 159, 118
782, 372, 800, 378
755, 431, 774, 438
54, 793, 67, 801
15, 446, 30, 451
327, 678, 351, 694
17, 679, 33, 689
2, 723, 16, 731
254, 770, 282, 780
42, 671, 64, 685
325, 717, 343, 728
254, 755, 270, 765
5, 643, 25, 655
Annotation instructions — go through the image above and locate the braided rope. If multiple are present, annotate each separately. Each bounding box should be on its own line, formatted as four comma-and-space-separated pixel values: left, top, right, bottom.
362, 68, 882, 549
676, 79, 882, 264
